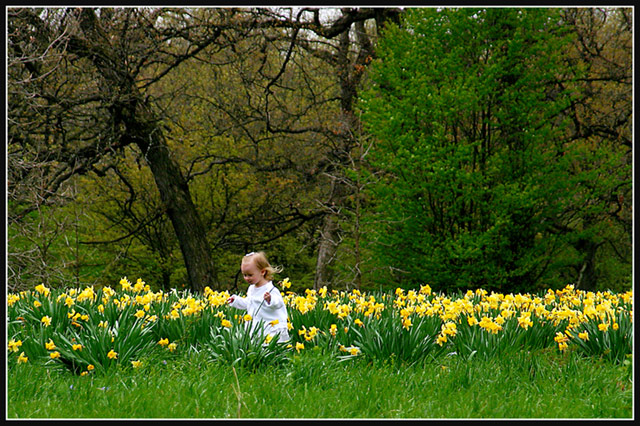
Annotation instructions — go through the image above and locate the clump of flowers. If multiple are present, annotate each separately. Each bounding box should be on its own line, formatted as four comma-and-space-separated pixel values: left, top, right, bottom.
7, 280, 633, 373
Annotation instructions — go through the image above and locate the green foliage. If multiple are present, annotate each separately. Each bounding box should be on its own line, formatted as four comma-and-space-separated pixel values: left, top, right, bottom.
568, 309, 633, 364
348, 311, 447, 365
452, 314, 566, 360
357, 8, 630, 293
198, 325, 291, 371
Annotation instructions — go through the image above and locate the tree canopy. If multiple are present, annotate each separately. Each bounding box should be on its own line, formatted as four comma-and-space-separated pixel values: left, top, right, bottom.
357, 8, 631, 292
7, 7, 632, 294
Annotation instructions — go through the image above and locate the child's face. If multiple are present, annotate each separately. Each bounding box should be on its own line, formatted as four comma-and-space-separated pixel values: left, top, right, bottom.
241, 259, 266, 286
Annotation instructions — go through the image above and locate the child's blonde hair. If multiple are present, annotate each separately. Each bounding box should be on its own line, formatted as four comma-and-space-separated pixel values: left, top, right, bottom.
242, 251, 283, 281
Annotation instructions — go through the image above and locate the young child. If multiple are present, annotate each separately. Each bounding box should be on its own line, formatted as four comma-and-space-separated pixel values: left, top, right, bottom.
227, 251, 290, 342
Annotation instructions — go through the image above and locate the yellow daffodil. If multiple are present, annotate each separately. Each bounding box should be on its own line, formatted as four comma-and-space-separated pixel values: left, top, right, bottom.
35, 284, 50, 297
120, 277, 132, 291
7, 294, 21, 307
131, 360, 142, 368
518, 313, 534, 330
158, 338, 169, 346
419, 284, 432, 295
41, 316, 52, 327
107, 350, 118, 359
50, 351, 60, 359
554, 332, 569, 343
134, 278, 145, 292
441, 321, 457, 336
318, 286, 327, 298
402, 317, 412, 330
18, 352, 28, 364
8, 339, 22, 352
329, 324, 337, 337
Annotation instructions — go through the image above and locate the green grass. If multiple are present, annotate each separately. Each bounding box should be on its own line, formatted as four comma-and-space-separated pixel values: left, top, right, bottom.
8, 347, 632, 419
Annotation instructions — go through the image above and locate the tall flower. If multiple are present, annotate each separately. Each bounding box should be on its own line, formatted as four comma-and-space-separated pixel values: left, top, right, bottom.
35, 284, 51, 297
8, 339, 22, 352
120, 277, 132, 291
402, 317, 412, 330
281, 278, 291, 290
518, 312, 534, 330
329, 324, 338, 337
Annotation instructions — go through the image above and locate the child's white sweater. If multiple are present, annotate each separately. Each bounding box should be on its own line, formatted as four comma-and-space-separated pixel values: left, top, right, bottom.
228, 281, 290, 342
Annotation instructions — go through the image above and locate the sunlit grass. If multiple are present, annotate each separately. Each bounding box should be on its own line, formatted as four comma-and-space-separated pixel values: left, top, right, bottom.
8, 347, 632, 419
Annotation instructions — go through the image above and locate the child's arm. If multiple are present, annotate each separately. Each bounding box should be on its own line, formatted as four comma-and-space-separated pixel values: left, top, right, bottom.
227, 295, 248, 310
262, 289, 284, 310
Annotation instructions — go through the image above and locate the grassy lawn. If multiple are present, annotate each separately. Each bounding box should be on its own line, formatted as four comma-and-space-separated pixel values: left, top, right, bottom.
7, 347, 632, 419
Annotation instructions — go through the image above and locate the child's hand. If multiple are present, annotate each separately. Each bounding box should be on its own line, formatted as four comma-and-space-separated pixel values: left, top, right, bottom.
227, 296, 235, 304
264, 292, 271, 304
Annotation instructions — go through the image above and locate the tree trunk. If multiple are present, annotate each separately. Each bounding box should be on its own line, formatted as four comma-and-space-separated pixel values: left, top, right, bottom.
312, 13, 376, 290
315, 213, 340, 289
131, 108, 218, 292
575, 238, 602, 292
66, 8, 219, 293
